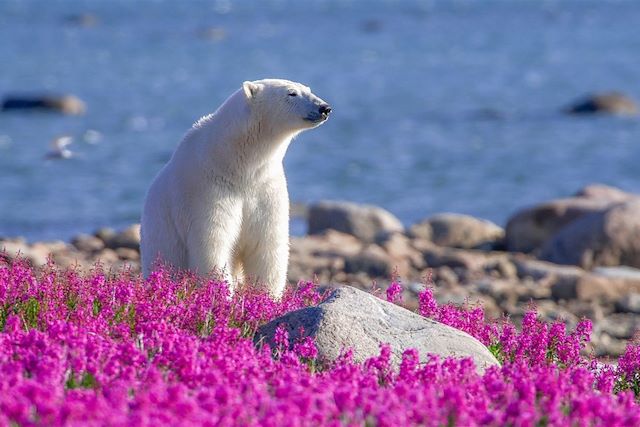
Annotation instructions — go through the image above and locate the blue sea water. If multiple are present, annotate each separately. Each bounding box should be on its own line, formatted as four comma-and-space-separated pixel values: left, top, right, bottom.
0, 0, 639, 242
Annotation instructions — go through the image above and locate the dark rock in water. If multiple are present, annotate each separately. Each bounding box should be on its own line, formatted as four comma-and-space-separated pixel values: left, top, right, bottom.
360, 19, 383, 33
566, 92, 638, 115
2, 94, 86, 115
64, 13, 99, 27
197, 27, 226, 41
308, 200, 403, 243
470, 108, 506, 121
255, 286, 499, 374
540, 200, 640, 269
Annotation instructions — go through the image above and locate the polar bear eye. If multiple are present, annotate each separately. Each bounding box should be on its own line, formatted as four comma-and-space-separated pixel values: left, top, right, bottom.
288, 92, 297, 97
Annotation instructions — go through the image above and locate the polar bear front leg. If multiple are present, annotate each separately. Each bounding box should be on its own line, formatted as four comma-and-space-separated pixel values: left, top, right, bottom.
242, 234, 289, 299
186, 198, 243, 290
242, 190, 289, 298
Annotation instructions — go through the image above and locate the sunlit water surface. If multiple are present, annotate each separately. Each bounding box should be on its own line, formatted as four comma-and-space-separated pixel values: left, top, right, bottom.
1, 0, 639, 241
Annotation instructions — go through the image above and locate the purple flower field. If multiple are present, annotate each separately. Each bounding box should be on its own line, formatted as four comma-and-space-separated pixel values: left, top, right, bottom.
2, 260, 640, 426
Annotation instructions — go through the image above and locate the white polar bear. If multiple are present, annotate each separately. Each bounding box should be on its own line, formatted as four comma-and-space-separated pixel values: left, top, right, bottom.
140, 79, 331, 297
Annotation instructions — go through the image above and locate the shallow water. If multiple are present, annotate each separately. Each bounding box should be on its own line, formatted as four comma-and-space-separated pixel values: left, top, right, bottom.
1, 0, 639, 241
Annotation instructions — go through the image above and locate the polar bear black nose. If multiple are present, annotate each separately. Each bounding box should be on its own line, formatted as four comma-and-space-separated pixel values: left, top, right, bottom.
319, 104, 332, 116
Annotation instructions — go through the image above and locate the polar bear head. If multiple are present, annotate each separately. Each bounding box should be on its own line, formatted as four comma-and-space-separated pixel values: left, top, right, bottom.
242, 79, 331, 135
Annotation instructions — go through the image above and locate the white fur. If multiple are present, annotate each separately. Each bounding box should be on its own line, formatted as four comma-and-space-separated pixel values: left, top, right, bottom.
140, 79, 330, 297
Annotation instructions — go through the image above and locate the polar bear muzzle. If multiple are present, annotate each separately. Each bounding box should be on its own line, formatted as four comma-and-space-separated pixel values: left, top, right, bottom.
305, 103, 332, 123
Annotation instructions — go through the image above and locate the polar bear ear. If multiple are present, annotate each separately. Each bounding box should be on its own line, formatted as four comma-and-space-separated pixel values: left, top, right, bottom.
242, 81, 260, 100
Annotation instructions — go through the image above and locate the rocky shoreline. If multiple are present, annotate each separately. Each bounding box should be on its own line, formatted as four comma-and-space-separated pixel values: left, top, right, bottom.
3, 183, 640, 358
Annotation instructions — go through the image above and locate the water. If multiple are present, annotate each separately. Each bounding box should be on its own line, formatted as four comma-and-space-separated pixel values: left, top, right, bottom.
1, 0, 639, 242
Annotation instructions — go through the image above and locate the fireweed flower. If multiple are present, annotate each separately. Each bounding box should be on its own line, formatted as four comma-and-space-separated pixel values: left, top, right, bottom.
1, 258, 640, 426
385, 281, 403, 304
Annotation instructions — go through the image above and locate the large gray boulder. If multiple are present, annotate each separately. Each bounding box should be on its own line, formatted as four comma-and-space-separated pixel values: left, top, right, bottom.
410, 213, 504, 250
505, 184, 635, 254
308, 201, 404, 243
540, 200, 640, 269
255, 287, 499, 373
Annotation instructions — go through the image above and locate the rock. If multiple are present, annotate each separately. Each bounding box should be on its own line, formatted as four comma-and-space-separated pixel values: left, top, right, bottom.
476, 277, 550, 306
516, 280, 552, 302
476, 295, 502, 319
566, 92, 638, 115
376, 232, 425, 274
198, 27, 226, 41
409, 213, 504, 250
255, 287, 499, 373
535, 300, 578, 327
0, 236, 27, 245
116, 247, 140, 261
50, 250, 85, 269
434, 290, 469, 306
505, 197, 615, 253
0, 241, 48, 266
565, 300, 605, 323
593, 266, 640, 281
64, 13, 99, 27
484, 257, 518, 279
552, 271, 640, 302
71, 233, 105, 253
288, 253, 344, 284
575, 184, 634, 202
506, 184, 636, 254
594, 334, 627, 358
292, 230, 364, 259
597, 314, 640, 340
540, 200, 640, 269
431, 266, 459, 288
360, 19, 383, 33
616, 293, 640, 314
2, 94, 86, 115
413, 240, 489, 272
511, 259, 585, 301
95, 227, 117, 244
513, 258, 584, 282
408, 222, 432, 241
476, 279, 518, 305
307, 201, 404, 243
92, 249, 120, 265
344, 245, 394, 278
48, 254, 71, 269
105, 224, 141, 251
288, 231, 364, 283
31, 241, 66, 259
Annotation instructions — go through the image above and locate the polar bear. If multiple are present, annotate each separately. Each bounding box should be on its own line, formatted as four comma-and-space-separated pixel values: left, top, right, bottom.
140, 79, 331, 297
